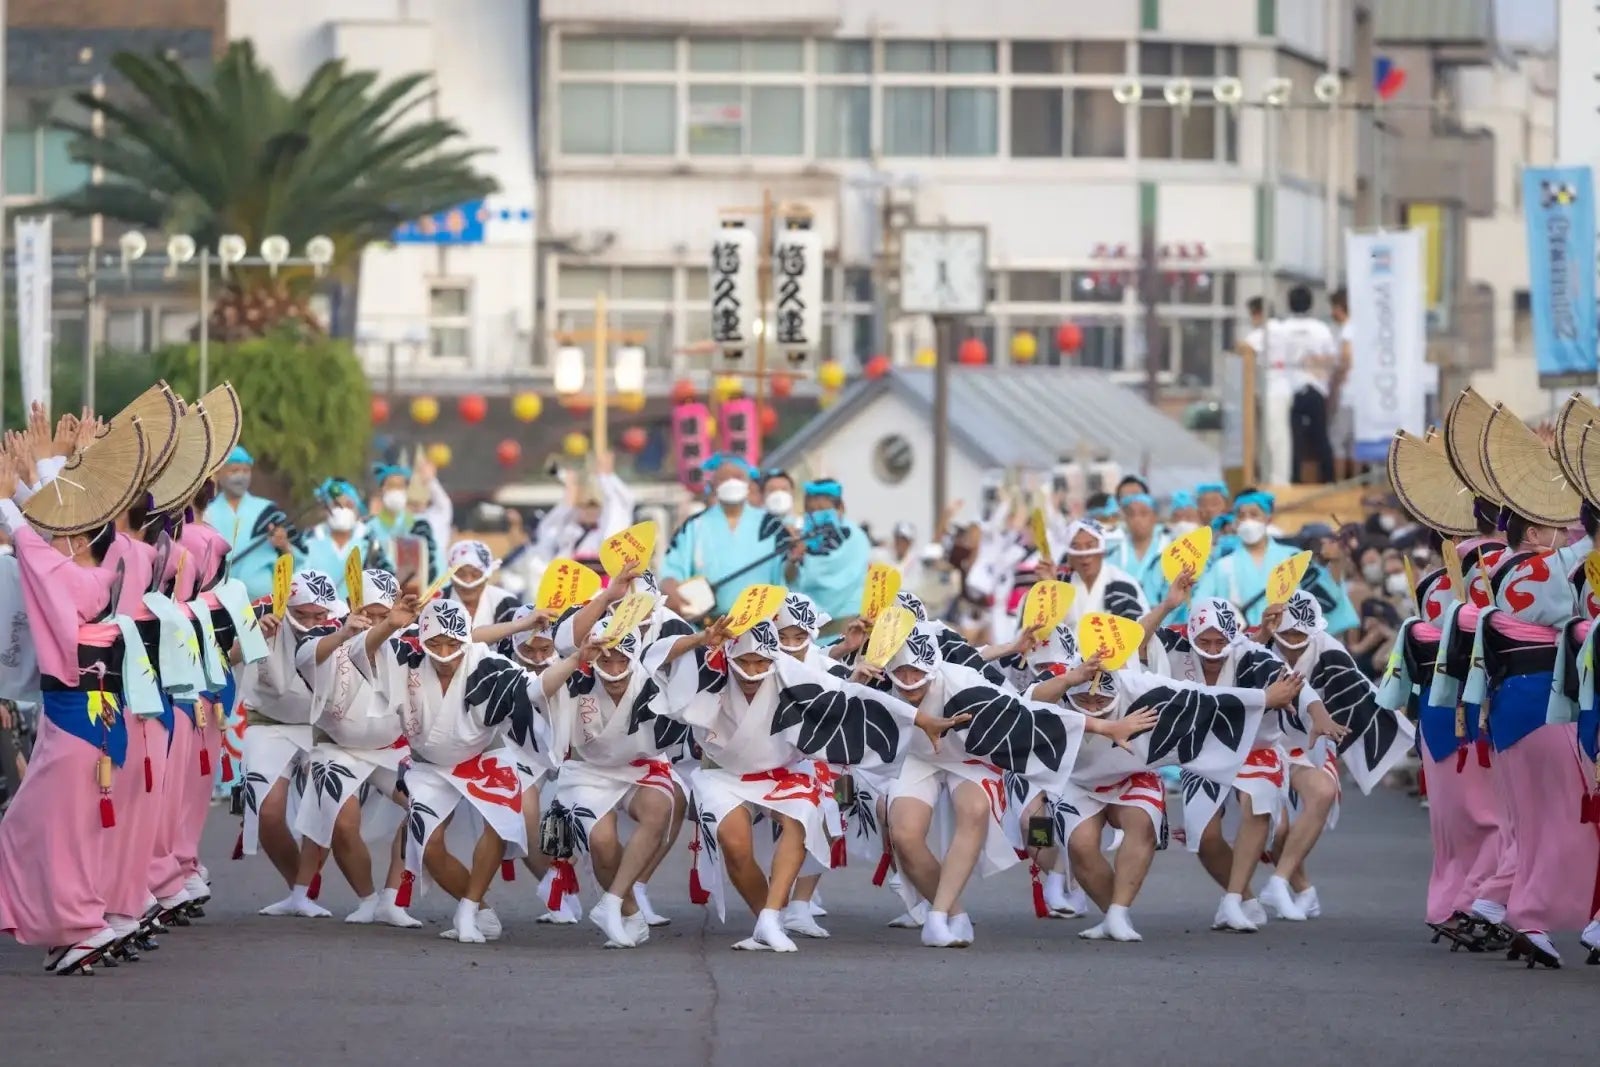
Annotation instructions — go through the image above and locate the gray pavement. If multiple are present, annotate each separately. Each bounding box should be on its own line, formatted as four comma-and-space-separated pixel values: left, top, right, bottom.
2, 789, 1596, 1067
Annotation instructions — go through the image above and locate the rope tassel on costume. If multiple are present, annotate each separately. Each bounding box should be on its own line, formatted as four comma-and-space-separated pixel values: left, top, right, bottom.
144, 756, 154, 793
221, 753, 233, 781
501, 860, 517, 882
871, 842, 893, 887
199, 746, 211, 776
98, 753, 116, 828
395, 870, 415, 908
687, 838, 709, 905
1030, 863, 1049, 918
1454, 704, 1468, 772
1475, 703, 1491, 767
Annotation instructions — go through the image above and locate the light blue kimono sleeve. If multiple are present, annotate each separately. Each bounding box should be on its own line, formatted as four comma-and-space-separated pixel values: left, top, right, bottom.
1461, 607, 1495, 707
795, 522, 872, 620
1310, 565, 1360, 634
660, 514, 702, 583
1190, 556, 1227, 606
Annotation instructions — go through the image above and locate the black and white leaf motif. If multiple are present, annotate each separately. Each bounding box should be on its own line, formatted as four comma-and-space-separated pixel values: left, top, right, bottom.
430, 602, 469, 641
1304, 644, 1397, 765
696, 807, 720, 858
409, 801, 440, 847
897, 591, 928, 622
772, 681, 903, 766
781, 593, 818, 633
291, 761, 309, 797
1180, 768, 1223, 809
842, 786, 878, 838
1004, 769, 1029, 806
950, 685, 1072, 773
1285, 593, 1319, 632
1046, 796, 1078, 843
491, 596, 521, 626
622, 678, 691, 748
243, 770, 269, 814
937, 630, 1008, 686
357, 779, 372, 807
616, 630, 640, 658
311, 761, 358, 805
1139, 685, 1251, 764
1103, 579, 1146, 621
569, 805, 597, 853
465, 653, 536, 745
758, 512, 788, 544
392, 635, 425, 669
904, 629, 938, 670
748, 621, 780, 658
367, 570, 400, 603
655, 615, 695, 641
301, 571, 338, 605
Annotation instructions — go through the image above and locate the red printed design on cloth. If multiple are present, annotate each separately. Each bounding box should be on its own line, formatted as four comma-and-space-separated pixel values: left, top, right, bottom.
963, 758, 1008, 822
1504, 554, 1552, 614
1238, 746, 1285, 788
811, 762, 842, 789
631, 757, 676, 795
452, 754, 524, 812
740, 768, 821, 806
1096, 771, 1165, 809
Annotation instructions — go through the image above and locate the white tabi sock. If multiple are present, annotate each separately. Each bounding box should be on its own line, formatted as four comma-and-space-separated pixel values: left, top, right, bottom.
381, 888, 400, 907
1471, 898, 1507, 925
346, 894, 381, 924
290, 885, 311, 906
1104, 904, 1142, 942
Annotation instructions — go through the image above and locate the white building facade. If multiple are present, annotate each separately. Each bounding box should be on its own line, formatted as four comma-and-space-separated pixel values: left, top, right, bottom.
539, 0, 1366, 393
231, 0, 538, 387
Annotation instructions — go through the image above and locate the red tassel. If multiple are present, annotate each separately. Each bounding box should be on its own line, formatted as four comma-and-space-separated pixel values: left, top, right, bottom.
1030, 864, 1049, 918
199, 746, 211, 776
1582, 794, 1593, 824
501, 860, 516, 882
221, 754, 234, 781
830, 834, 847, 870
308, 872, 322, 901
100, 796, 116, 828
395, 870, 414, 908
144, 756, 154, 793
1455, 745, 1468, 773
548, 858, 574, 909
563, 860, 580, 896
231, 830, 244, 860
1417, 762, 1427, 799
871, 847, 893, 887
1476, 737, 1491, 768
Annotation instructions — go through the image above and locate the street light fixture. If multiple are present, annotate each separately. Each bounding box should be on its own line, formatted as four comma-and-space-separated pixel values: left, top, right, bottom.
1112, 79, 1143, 105
1263, 77, 1294, 109
1313, 73, 1343, 106
614, 346, 647, 394
1212, 77, 1245, 111
259, 235, 291, 276
553, 345, 586, 394
1163, 78, 1194, 117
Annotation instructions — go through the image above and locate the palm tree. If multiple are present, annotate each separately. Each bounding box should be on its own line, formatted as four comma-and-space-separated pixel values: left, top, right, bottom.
52, 40, 499, 340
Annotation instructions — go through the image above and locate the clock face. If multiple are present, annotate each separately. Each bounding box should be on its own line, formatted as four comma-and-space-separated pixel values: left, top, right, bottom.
899, 228, 988, 315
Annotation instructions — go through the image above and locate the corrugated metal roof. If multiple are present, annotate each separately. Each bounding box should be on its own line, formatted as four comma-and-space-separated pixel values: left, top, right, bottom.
767, 367, 1220, 498
1374, 0, 1495, 43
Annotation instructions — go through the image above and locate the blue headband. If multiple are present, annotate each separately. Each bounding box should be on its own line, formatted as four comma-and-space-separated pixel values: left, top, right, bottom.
315, 478, 361, 507
373, 462, 411, 484
226, 445, 253, 467
704, 453, 759, 479
1196, 481, 1229, 498
803, 479, 843, 501
1169, 490, 1196, 510
1095, 502, 1120, 519
1234, 491, 1276, 516
1120, 493, 1156, 511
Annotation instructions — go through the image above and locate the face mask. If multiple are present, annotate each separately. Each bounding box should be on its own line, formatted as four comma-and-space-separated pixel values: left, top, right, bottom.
1236, 519, 1267, 546
765, 490, 794, 516
716, 479, 749, 506
1193, 645, 1231, 663
1361, 564, 1385, 585
1168, 521, 1199, 538
1275, 634, 1309, 651
1377, 514, 1397, 532
327, 507, 357, 532
893, 670, 933, 692
594, 663, 632, 683
515, 646, 551, 671
382, 489, 408, 514
220, 473, 251, 497
1384, 573, 1410, 597
779, 639, 810, 655
808, 509, 840, 530
729, 660, 772, 683
286, 613, 325, 634
426, 645, 466, 665
453, 571, 489, 589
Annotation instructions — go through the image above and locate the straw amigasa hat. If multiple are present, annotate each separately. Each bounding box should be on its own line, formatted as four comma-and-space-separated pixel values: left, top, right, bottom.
1554, 391, 1600, 497
1386, 429, 1478, 538
116, 382, 181, 479
1443, 387, 1502, 506
1478, 402, 1583, 526
23, 416, 151, 536
147, 402, 215, 514
198, 382, 241, 479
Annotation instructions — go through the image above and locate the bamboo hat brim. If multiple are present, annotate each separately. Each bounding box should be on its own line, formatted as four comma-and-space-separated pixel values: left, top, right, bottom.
148, 404, 214, 513
1444, 388, 1501, 504
200, 382, 242, 478
22, 416, 150, 536
1479, 402, 1583, 526
1576, 421, 1600, 507
117, 382, 180, 481
1387, 429, 1478, 538
1555, 392, 1600, 499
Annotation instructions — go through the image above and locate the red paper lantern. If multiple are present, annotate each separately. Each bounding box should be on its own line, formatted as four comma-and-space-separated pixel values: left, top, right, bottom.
770, 373, 794, 399
864, 354, 891, 380
671, 378, 698, 405
458, 394, 488, 424
1056, 322, 1084, 354
370, 396, 390, 425
958, 338, 988, 366
621, 426, 648, 454
562, 392, 593, 414
495, 439, 521, 467
758, 403, 779, 435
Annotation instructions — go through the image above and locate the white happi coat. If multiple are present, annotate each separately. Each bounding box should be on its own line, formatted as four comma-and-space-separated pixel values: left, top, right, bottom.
239, 622, 319, 855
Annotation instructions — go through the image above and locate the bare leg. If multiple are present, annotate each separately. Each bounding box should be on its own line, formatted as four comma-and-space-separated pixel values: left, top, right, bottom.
792, 872, 822, 903
383, 822, 406, 891
931, 782, 989, 915
464, 824, 504, 905
716, 807, 769, 916
519, 782, 551, 880
588, 812, 627, 912
330, 797, 376, 898
639, 780, 687, 882
613, 789, 672, 900
258, 778, 301, 887
1196, 811, 1233, 891
1227, 796, 1271, 897
1277, 768, 1335, 885
423, 817, 471, 900
1108, 808, 1157, 907
888, 797, 941, 904
764, 815, 807, 911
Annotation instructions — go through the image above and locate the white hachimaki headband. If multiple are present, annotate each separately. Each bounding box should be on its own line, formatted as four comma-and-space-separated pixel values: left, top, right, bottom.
448, 540, 498, 587
885, 624, 942, 690
1276, 590, 1326, 650
361, 569, 400, 609
419, 599, 471, 644
1064, 519, 1107, 557
776, 592, 830, 643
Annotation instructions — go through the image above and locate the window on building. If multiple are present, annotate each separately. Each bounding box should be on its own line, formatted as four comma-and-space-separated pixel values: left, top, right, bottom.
2, 126, 89, 198
1011, 88, 1064, 157
687, 83, 804, 156
1012, 41, 1068, 74
817, 39, 872, 74
1008, 271, 1064, 302
1070, 270, 1127, 303
1073, 89, 1127, 157
561, 35, 675, 72
1137, 43, 1237, 77
1074, 42, 1128, 75
558, 82, 677, 155
688, 37, 805, 73
1079, 323, 1125, 370
105, 309, 145, 352
1139, 100, 1236, 162
885, 40, 998, 74
884, 86, 998, 157
158, 309, 200, 346
427, 282, 471, 359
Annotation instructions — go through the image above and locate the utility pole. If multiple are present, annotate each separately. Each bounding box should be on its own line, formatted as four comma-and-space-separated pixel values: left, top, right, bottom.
1138, 222, 1161, 405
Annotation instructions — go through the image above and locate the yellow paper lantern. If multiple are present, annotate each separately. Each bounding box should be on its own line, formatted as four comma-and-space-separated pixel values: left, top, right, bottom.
426, 442, 452, 468
410, 395, 440, 425
704, 415, 718, 438
818, 361, 847, 390
1011, 331, 1038, 362
818, 389, 840, 410
913, 348, 936, 368
618, 391, 647, 413
713, 374, 743, 401
512, 391, 543, 422
563, 432, 590, 458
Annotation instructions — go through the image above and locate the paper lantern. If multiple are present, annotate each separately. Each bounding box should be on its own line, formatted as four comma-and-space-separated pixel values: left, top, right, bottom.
713, 374, 743, 401
616, 391, 645, 413
864, 355, 891, 380
818, 361, 847, 390
710, 224, 759, 357
1010, 331, 1038, 362
511, 391, 543, 422
772, 225, 823, 359
758, 403, 779, 435
671, 378, 698, 405
1056, 322, 1084, 354
370, 396, 390, 425
958, 338, 988, 366
562, 392, 593, 414
562, 432, 590, 458
818, 390, 840, 410
495, 439, 521, 467
410, 396, 439, 425
426, 442, 452, 468
458, 394, 487, 424
770, 373, 794, 399
913, 348, 936, 367
621, 426, 648, 454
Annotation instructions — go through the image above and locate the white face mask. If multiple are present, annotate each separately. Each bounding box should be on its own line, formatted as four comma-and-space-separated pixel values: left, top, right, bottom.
426, 645, 466, 665
1361, 564, 1385, 585
1193, 645, 1231, 663
1275, 634, 1309, 651
516, 648, 552, 672
765, 490, 794, 516
716, 479, 750, 506
1384, 573, 1410, 598
381, 489, 408, 514
327, 507, 357, 532
779, 639, 810, 655
729, 659, 772, 683
1377, 514, 1397, 532
594, 663, 632, 683
1236, 519, 1267, 546
452, 571, 489, 589
893, 670, 933, 692
1168, 521, 1199, 538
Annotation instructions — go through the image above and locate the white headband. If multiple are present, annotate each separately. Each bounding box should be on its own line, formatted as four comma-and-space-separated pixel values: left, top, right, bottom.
419, 599, 471, 644
360, 569, 400, 609
776, 592, 829, 638
288, 569, 346, 616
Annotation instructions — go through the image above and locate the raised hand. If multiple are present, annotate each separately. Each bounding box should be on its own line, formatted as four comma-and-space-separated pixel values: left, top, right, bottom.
389, 594, 422, 631
701, 615, 733, 648
1264, 673, 1304, 709
578, 635, 607, 664
914, 710, 972, 753
1110, 707, 1159, 752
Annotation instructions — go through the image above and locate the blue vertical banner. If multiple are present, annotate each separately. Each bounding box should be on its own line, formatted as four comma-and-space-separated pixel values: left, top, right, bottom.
1523, 165, 1598, 386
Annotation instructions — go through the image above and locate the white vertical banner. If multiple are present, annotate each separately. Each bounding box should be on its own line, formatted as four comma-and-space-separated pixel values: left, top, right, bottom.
1345, 228, 1426, 462
14, 216, 53, 417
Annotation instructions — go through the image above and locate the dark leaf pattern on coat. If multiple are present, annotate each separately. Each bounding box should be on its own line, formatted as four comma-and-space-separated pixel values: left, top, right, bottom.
1138, 685, 1251, 764
311, 760, 358, 805
409, 801, 439, 847
465, 653, 536, 747
937, 630, 1008, 687
948, 685, 1072, 773
771, 681, 902, 766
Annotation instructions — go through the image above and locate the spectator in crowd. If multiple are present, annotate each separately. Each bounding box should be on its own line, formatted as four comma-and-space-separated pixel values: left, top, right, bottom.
1280, 285, 1340, 485
660, 455, 786, 619
1196, 482, 1231, 529
787, 479, 872, 633
533, 453, 634, 566
1329, 287, 1354, 470
761, 470, 799, 523
1239, 298, 1293, 486
202, 445, 300, 601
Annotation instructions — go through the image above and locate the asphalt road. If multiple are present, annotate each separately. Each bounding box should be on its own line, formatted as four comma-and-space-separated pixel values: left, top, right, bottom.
2, 788, 1596, 1067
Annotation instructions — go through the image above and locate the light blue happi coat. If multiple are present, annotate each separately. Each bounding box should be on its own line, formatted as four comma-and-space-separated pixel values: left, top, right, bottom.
1193, 537, 1358, 633
794, 517, 872, 622
1109, 533, 1170, 611
661, 504, 785, 616
204, 492, 281, 602
302, 525, 366, 600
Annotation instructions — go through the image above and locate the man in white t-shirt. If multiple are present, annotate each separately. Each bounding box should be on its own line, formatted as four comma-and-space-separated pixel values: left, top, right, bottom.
1279, 285, 1340, 484
1328, 287, 1354, 472
1239, 297, 1293, 486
